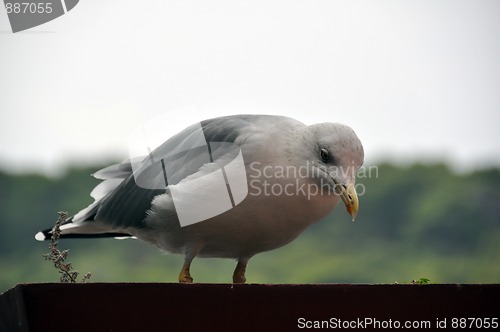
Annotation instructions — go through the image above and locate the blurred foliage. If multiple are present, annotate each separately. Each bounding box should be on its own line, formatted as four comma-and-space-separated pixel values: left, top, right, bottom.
0, 162, 499, 293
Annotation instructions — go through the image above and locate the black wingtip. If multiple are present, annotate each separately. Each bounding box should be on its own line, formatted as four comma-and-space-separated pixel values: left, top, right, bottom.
52, 232, 133, 239
35, 229, 132, 241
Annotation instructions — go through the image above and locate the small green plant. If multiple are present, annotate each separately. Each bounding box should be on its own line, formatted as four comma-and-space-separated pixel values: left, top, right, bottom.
395, 278, 432, 285
411, 277, 431, 285
42, 211, 91, 283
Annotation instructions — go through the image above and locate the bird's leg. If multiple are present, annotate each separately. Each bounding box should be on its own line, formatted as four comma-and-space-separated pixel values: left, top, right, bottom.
232, 258, 249, 284
178, 255, 194, 283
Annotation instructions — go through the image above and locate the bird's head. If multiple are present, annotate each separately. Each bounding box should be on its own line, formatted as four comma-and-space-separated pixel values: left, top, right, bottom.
303, 123, 364, 221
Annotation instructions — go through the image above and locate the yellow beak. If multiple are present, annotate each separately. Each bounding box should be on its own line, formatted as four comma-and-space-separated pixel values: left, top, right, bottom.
337, 183, 359, 221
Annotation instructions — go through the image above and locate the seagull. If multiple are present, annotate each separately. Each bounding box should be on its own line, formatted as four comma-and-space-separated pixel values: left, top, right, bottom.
36, 114, 364, 283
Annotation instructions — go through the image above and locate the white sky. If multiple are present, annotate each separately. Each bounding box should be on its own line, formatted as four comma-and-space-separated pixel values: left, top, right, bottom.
1, 0, 499, 176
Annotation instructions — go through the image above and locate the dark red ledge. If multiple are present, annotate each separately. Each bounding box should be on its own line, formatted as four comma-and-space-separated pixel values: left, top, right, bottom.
1, 283, 499, 331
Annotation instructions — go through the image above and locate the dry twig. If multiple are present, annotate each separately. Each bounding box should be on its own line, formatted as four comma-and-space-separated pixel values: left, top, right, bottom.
42, 211, 91, 283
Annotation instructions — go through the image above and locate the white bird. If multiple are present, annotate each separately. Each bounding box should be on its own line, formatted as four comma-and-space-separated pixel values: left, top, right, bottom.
36, 114, 364, 283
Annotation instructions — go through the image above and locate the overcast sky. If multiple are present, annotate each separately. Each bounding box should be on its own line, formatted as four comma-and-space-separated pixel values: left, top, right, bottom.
1, 0, 499, 176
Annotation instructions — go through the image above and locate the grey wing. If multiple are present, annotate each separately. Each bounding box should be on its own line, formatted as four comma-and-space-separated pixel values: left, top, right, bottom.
75, 115, 264, 230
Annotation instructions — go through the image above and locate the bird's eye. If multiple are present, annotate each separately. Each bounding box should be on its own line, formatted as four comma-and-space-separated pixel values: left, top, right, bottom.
320, 148, 330, 163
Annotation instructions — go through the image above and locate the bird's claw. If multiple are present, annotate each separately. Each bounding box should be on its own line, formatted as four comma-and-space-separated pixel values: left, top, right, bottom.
232, 259, 248, 284
179, 265, 194, 283
232, 273, 246, 284
179, 273, 193, 283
